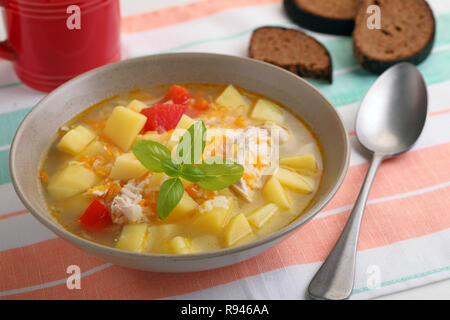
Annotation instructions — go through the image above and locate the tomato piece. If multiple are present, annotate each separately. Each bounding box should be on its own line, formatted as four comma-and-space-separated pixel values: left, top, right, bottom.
140, 104, 187, 133
193, 98, 210, 111
78, 199, 112, 232
165, 85, 191, 104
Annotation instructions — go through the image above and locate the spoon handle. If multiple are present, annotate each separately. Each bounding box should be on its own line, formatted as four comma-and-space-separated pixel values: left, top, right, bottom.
308, 153, 384, 300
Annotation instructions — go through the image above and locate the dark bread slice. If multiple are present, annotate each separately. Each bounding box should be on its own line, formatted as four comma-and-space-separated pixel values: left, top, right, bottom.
284, 0, 361, 35
353, 0, 435, 73
249, 27, 332, 83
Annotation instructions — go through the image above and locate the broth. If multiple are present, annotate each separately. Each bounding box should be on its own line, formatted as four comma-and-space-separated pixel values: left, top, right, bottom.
40, 83, 323, 254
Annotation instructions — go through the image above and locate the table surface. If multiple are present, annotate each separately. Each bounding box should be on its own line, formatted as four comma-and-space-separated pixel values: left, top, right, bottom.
121, 0, 450, 300
0, 0, 448, 300
110, 0, 450, 300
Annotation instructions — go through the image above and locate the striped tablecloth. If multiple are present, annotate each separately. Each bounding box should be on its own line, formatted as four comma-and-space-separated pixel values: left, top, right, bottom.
1, 0, 449, 299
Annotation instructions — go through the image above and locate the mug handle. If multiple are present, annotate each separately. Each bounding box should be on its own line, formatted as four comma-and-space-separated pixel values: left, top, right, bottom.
0, 1, 17, 61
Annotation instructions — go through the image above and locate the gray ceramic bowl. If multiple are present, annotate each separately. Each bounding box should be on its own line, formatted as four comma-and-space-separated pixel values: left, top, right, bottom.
10, 53, 349, 272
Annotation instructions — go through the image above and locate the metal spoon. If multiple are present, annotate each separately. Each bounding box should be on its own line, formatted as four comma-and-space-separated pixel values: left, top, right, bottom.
308, 63, 428, 300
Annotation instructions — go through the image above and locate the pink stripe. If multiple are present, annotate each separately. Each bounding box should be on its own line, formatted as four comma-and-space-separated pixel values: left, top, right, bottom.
121, 0, 281, 34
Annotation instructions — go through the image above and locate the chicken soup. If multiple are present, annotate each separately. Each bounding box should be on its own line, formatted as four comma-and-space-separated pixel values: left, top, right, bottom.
40, 84, 323, 254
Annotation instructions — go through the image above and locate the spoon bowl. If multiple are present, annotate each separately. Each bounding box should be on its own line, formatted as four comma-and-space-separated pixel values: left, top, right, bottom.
308, 62, 428, 300
356, 63, 428, 156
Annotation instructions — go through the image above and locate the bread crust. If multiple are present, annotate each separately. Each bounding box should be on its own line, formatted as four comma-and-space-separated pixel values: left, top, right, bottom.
353, 0, 435, 73
283, 0, 356, 36
249, 26, 333, 83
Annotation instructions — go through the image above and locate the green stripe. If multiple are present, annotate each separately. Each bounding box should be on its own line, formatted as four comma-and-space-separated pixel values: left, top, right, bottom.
310, 47, 450, 107
0, 81, 22, 90
310, 12, 450, 106
436, 14, 450, 47
0, 108, 32, 147
133, 12, 450, 107
0, 14, 449, 185
0, 107, 32, 185
0, 149, 11, 185
133, 12, 450, 72
352, 265, 450, 296
1, 14, 450, 93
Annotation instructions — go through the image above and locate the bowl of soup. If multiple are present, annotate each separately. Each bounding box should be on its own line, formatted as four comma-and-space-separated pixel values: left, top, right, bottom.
10, 53, 349, 272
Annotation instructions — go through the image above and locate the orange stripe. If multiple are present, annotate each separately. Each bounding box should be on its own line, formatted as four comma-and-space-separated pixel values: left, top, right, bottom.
0, 209, 28, 220
0, 143, 448, 294
0, 142, 448, 296
2, 185, 449, 299
429, 108, 450, 117
121, 0, 281, 34
0, 239, 105, 294
322, 142, 450, 212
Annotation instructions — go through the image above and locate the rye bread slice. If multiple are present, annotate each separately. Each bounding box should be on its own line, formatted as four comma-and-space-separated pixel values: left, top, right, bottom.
353, 0, 435, 73
249, 27, 332, 83
284, 0, 361, 35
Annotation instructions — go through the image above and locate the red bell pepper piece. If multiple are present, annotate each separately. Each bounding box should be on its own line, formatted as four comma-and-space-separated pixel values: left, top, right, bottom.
140, 103, 187, 133
165, 85, 191, 104
78, 199, 112, 232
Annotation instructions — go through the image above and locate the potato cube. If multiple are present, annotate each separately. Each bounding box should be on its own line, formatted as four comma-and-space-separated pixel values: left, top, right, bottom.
57, 125, 96, 155
275, 167, 314, 194
109, 153, 148, 180
78, 140, 113, 160
116, 223, 148, 252
247, 203, 279, 229
194, 196, 233, 231
191, 235, 221, 253
215, 85, 249, 109
224, 214, 253, 247
165, 192, 198, 222
250, 98, 284, 124
280, 154, 317, 173
57, 194, 93, 222
176, 114, 196, 130
104, 106, 147, 151
148, 224, 180, 239
126, 99, 147, 112
262, 176, 291, 209
48, 164, 99, 200
168, 236, 192, 254
145, 224, 181, 252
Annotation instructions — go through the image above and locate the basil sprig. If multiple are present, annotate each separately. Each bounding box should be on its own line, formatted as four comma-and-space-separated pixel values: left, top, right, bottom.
132, 120, 243, 220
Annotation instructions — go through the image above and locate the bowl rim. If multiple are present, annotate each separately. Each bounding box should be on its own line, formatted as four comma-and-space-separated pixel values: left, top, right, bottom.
10, 52, 350, 262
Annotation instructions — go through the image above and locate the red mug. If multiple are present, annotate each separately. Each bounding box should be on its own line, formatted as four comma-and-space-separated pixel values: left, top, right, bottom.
0, 0, 121, 92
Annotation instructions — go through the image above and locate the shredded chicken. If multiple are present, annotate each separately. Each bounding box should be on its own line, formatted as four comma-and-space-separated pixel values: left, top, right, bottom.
110, 180, 145, 224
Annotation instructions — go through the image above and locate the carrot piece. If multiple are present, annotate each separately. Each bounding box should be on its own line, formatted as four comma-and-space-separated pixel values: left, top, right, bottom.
39, 170, 49, 183
193, 98, 210, 111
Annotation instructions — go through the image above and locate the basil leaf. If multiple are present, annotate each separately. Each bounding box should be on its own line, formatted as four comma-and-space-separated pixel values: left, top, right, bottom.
195, 158, 244, 190
180, 164, 205, 182
161, 158, 181, 177
132, 140, 171, 172
176, 120, 206, 164
157, 178, 184, 220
